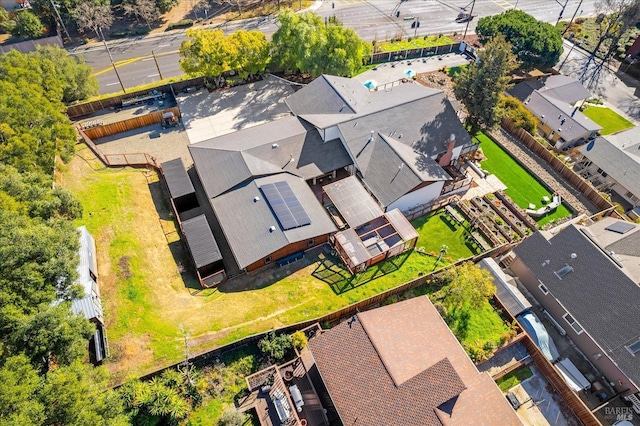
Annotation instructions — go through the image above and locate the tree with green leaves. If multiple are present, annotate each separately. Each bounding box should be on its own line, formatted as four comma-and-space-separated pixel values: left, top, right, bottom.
32, 45, 98, 103
271, 9, 371, 77
228, 30, 270, 79
10, 303, 94, 372
476, 9, 563, 70
11, 10, 44, 39
439, 262, 496, 310
453, 35, 517, 136
179, 28, 270, 86
258, 331, 293, 362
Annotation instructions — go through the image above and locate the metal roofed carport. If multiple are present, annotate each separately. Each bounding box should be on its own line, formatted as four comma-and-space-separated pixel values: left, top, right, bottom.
322, 176, 383, 228
161, 158, 195, 199
480, 257, 531, 318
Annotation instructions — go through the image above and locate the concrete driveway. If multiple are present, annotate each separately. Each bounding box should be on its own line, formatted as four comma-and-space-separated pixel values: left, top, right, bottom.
176, 76, 294, 144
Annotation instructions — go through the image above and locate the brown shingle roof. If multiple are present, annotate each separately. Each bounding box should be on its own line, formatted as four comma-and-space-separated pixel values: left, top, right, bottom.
308, 296, 522, 426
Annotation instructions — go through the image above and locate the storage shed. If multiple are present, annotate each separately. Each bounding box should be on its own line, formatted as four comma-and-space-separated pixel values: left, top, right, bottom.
161, 158, 198, 213
182, 214, 226, 287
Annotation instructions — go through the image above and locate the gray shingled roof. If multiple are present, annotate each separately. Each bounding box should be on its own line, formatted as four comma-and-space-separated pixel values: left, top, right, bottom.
210, 174, 336, 269
536, 75, 592, 105
285, 75, 366, 116
607, 126, 640, 159
579, 137, 640, 198
182, 214, 222, 268
161, 158, 195, 199
190, 116, 352, 198
514, 224, 640, 390
509, 85, 601, 143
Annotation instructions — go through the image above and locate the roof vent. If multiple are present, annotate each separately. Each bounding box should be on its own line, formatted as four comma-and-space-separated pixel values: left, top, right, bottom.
272, 143, 279, 148
570, 253, 577, 259
369, 130, 374, 142
269, 226, 276, 232
254, 196, 260, 202
554, 263, 574, 280
541, 259, 550, 266
398, 134, 403, 139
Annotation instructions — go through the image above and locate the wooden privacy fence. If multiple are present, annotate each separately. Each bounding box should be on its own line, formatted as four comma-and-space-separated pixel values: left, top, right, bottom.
82, 107, 180, 139
67, 77, 205, 118
521, 336, 602, 426
77, 127, 161, 170
501, 117, 622, 217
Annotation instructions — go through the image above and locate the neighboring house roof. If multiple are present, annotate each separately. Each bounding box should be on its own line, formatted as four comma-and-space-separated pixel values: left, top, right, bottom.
190, 116, 352, 198
508, 76, 601, 142
534, 75, 592, 105
513, 220, 640, 390
509, 88, 600, 143
579, 136, 640, 199
307, 296, 522, 426
161, 158, 195, 199
182, 215, 222, 268
210, 174, 336, 269
606, 126, 640, 159
71, 226, 102, 322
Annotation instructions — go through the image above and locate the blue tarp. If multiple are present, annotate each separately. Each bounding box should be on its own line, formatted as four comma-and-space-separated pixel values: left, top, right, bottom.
517, 311, 560, 362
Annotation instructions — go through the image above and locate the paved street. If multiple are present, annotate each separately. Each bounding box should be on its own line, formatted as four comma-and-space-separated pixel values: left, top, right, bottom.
77, 0, 598, 94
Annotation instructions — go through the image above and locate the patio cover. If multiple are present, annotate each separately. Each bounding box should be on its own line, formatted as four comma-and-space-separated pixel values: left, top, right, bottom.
385, 209, 418, 242
323, 176, 383, 228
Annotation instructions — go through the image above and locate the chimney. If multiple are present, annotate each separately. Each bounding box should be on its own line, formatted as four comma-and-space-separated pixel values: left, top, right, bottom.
438, 134, 456, 166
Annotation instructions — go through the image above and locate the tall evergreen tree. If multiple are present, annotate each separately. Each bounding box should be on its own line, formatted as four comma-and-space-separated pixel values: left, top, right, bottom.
453, 35, 517, 136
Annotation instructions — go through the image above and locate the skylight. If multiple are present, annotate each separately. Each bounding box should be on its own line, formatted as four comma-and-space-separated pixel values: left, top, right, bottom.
554, 264, 574, 280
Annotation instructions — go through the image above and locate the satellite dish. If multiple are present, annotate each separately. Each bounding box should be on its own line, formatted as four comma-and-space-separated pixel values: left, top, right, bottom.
586, 140, 595, 151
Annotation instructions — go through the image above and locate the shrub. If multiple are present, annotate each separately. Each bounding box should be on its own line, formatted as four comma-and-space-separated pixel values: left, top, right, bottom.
291, 331, 307, 350
167, 19, 194, 30
131, 27, 150, 36
111, 30, 129, 38
218, 408, 247, 426
501, 94, 538, 134
258, 331, 292, 362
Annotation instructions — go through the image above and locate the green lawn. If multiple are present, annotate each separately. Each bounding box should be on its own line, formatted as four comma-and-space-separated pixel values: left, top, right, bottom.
582, 105, 634, 135
496, 366, 533, 392
60, 148, 487, 380
377, 35, 454, 52
412, 210, 482, 261
447, 65, 467, 78
476, 133, 572, 227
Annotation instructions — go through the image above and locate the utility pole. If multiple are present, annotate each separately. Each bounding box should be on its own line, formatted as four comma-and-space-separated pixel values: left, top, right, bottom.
554, 0, 570, 26
98, 27, 126, 93
49, 0, 70, 42
152, 51, 164, 80
462, 0, 475, 42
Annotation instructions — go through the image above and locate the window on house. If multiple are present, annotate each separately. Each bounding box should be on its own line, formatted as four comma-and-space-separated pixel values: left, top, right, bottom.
264, 256, 272, 264
89, 270, 97, 282
307, 238, 315, 247
581, 160, 592, 168
538, 282, 549, 295
563, 313, 584, 334
597, 168, 608, 178
627, 340, 640, 356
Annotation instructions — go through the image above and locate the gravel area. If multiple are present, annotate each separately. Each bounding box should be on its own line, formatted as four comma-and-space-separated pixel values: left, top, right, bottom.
486, 129, 599, 216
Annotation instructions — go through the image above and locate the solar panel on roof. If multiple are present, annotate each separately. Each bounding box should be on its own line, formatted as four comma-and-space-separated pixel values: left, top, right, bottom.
605, 221, 636, 234
261, 182, 311, 230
